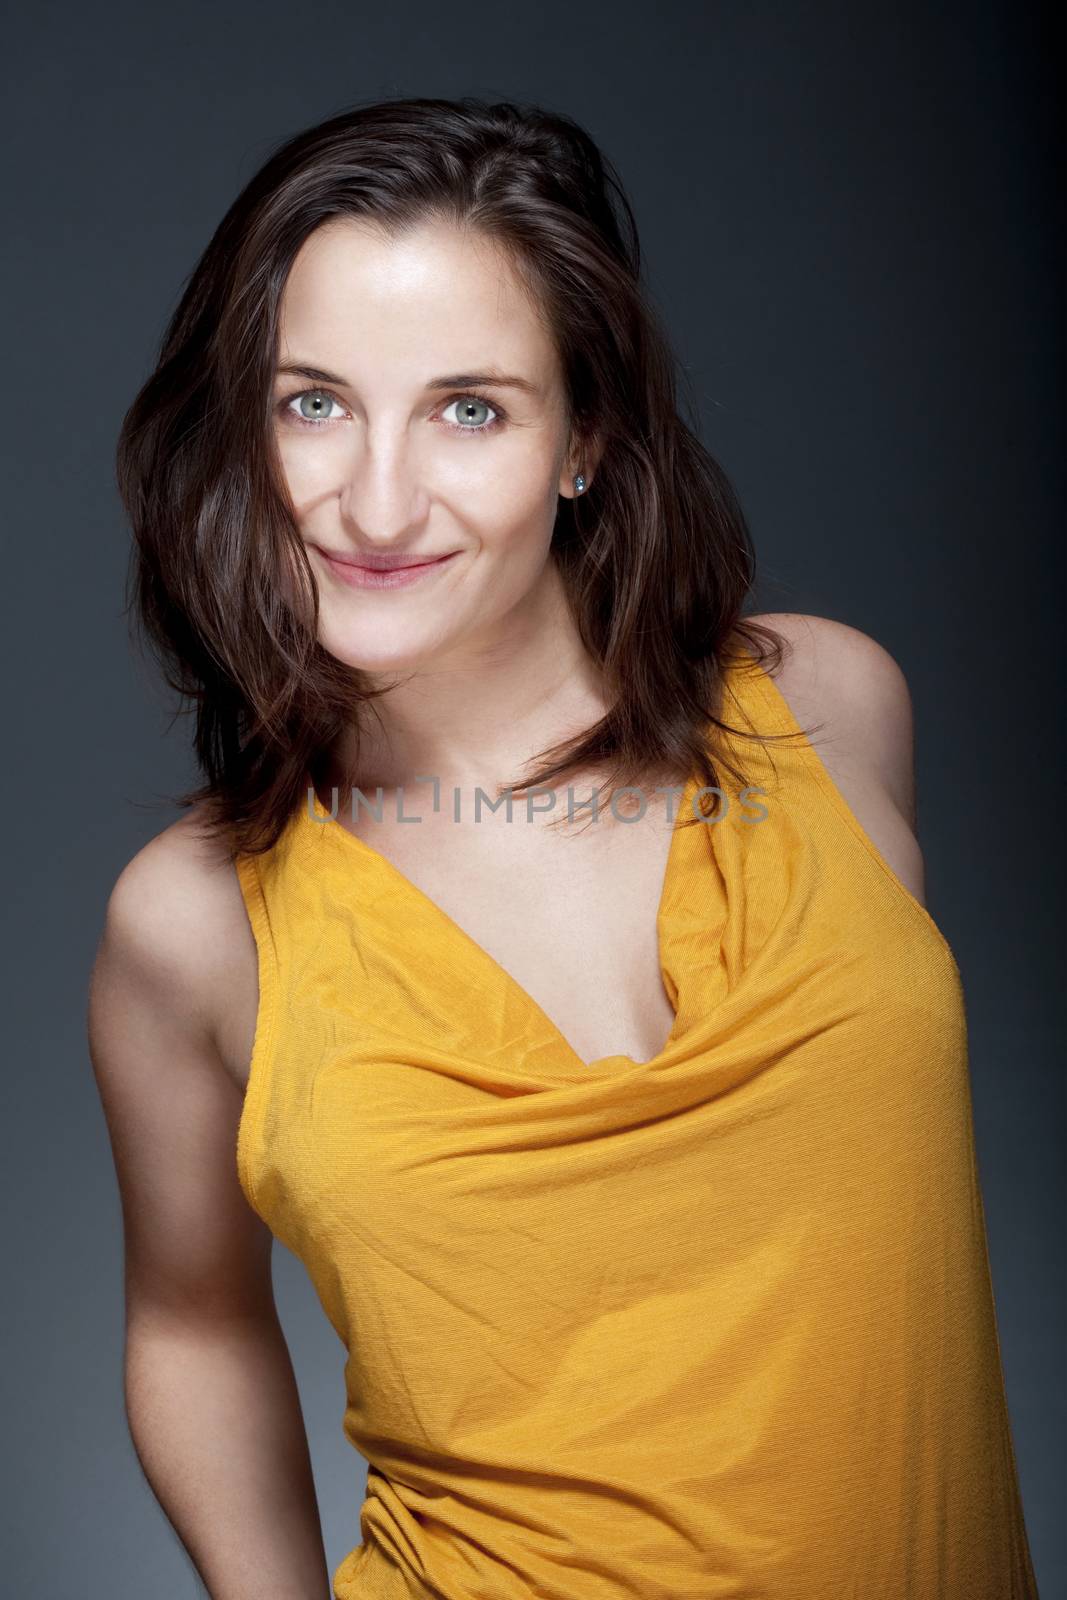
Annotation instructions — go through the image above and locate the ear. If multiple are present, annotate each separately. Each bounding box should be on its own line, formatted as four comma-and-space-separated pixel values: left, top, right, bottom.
558, 431, 604, 499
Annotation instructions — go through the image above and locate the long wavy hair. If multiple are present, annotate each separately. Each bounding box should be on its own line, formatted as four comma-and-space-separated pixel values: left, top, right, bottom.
116, 94, 801, 858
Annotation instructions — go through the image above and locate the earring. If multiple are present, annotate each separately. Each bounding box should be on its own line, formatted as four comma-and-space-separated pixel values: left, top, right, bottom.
574, 474, 586, 495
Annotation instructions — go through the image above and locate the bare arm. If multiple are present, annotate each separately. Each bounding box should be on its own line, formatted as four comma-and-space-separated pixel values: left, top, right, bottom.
749, 612, 927, 904
88, 824, 332, 1600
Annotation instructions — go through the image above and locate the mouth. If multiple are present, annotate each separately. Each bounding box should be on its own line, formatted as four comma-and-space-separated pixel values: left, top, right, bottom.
316, 546, 458, 571
312, 545, 461, 589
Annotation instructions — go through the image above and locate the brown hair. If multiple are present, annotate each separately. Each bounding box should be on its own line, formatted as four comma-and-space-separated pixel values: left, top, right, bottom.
116, 94, 800, 857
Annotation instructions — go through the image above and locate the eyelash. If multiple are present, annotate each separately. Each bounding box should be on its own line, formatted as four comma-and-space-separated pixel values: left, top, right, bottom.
278, 387, 507, 438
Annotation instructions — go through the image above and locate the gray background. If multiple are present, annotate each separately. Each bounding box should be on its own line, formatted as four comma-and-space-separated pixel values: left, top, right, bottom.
2, 1, 1062, 1594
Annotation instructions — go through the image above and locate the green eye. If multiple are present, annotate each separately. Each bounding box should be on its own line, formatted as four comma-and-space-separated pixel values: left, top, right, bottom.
291, 390, 343, 424
440, 394, 505, 435
279, 387, 506, 435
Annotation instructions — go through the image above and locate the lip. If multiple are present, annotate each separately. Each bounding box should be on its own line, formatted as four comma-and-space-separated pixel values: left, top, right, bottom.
314, 545, 460, 590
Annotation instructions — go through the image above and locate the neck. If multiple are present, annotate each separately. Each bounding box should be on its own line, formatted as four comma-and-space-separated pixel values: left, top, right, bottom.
324, 558, 612, 796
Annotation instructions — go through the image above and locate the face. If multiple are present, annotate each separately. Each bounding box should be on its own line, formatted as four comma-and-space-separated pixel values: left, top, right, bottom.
271, 216, 587, 676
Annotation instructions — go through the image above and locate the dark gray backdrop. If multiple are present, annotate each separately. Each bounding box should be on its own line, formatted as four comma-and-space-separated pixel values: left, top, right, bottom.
2, 1, 1062, 1595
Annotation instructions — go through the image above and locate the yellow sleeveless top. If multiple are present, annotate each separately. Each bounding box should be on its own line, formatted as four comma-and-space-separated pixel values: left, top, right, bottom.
233, 648, 1038, 1599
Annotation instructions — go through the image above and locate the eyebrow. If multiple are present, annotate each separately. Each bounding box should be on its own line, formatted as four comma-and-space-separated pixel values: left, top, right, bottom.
274, 361, 540, 396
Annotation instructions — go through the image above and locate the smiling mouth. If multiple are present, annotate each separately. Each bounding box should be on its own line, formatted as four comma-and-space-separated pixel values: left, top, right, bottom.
315, 546, 458, 571
313, 545, 461, 589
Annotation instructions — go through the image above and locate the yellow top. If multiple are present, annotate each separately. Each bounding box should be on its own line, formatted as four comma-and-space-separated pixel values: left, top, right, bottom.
234, 648, 1038, 1599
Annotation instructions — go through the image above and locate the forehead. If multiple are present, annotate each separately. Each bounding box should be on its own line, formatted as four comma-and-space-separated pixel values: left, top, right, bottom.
277, 217, 554, 378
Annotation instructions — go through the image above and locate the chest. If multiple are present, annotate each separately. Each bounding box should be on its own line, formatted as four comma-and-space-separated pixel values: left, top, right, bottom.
221, 711, 925, 1094
338, 782, 684, 1068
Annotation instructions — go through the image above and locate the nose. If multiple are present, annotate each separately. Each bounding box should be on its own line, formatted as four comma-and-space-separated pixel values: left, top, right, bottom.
336, 433, 427, 547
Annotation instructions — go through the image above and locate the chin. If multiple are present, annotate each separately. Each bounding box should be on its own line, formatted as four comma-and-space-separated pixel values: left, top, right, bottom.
317, 626, 439, 677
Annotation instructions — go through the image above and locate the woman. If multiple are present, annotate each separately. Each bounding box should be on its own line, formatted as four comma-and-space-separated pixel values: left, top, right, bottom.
88, 97, 1038, 1599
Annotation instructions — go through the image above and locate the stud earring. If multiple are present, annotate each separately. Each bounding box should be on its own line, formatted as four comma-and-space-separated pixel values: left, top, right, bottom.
573, 474, 586, 495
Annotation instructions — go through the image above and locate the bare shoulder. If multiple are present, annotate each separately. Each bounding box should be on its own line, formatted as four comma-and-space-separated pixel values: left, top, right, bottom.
745, 610, 927, 901
89, 804, 272, 1311
746, 611, 918, 830
95, 802, 257, 1088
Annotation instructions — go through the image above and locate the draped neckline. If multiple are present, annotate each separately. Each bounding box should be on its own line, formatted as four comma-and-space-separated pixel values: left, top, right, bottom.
299, 767, 705, 1072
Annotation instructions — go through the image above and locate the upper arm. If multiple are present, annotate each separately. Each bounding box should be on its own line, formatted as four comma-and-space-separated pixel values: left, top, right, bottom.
87, 822, 273, 1330
749, 611, 919, 831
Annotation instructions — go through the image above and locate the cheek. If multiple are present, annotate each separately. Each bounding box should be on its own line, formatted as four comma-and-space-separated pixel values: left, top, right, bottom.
442, 445, 560, 529
462, 513, 558, 618
460, 488, 557, 568
275, 430, 339, 501
437, 429, 558, 500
